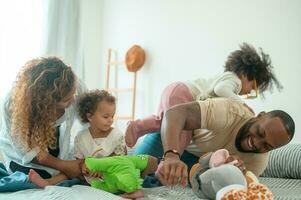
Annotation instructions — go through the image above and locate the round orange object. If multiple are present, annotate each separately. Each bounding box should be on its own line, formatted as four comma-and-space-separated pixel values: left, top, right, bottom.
125, 45, 146, 72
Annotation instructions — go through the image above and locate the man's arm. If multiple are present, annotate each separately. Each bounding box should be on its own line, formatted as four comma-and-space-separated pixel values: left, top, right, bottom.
156, 101, 202, 187
161, 101, 202, 153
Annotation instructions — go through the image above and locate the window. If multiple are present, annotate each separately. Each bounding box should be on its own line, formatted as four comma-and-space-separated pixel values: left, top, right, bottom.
0, 0, 44, 97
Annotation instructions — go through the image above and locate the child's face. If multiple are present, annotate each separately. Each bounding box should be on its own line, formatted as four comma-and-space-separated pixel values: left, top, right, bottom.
88, 101, 116, 132
239, 75, 255, 95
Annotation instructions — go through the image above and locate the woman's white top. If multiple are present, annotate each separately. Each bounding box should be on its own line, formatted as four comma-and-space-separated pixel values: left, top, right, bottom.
0, 80, 87, 175
74, 127, 126, 159
185, 71, 243, 103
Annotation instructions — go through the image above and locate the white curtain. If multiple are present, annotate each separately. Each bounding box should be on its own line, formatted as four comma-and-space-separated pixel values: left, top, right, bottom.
41, 0, 84, 81
0, 0, 84, 99
0, 0, 44, 98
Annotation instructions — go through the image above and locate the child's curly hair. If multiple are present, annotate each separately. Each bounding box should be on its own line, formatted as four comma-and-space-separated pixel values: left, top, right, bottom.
225, 43, 283, 95
78, 89, 116, 123
11, 57, 76, 154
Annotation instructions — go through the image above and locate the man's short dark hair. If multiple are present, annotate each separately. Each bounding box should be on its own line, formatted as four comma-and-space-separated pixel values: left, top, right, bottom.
269, 110, 295, 141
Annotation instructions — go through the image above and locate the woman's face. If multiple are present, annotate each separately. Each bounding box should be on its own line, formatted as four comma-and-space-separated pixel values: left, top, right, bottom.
56, 85, 77, 110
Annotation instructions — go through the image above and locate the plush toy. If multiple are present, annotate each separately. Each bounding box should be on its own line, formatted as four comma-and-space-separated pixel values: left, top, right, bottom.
189, 149, 273, 200
216, 172, 273, 200
82, 155, 157, 199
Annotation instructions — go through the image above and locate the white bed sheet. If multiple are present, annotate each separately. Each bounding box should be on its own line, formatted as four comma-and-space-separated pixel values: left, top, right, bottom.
0, 185, 124, 200
0, 185, 203, 200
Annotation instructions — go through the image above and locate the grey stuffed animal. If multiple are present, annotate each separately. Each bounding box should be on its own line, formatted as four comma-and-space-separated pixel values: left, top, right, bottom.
189, 150, 246, 199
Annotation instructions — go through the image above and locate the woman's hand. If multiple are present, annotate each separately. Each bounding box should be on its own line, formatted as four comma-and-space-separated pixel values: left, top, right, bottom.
61, 159, 82, 178
155, 155, 188, 187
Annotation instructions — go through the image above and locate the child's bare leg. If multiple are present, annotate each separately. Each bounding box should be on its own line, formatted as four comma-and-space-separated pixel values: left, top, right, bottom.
142, 156, 158, 177
120, 189, 144, 199
47, 173, 68, 185
29, 169, 68, 188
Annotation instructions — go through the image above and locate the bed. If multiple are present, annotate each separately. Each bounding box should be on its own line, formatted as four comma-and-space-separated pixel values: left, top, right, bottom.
1, 144, 300, 200
1, 179, 301, 200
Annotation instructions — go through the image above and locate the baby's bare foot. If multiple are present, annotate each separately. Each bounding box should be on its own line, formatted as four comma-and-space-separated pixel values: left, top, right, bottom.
120, 189, 144, 199
29, 169, 49, 188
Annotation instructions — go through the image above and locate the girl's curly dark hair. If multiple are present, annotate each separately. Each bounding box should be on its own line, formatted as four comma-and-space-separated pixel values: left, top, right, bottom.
224, 43, 283, 95
78, 89, 116, 123
11, 57, 76, 154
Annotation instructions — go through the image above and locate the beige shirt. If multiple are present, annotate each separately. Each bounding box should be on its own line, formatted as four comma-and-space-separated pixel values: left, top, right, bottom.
186, 98, 268, 176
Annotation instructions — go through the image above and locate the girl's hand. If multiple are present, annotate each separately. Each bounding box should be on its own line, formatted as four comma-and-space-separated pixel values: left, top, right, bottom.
81, 162, 103, 178
81, 162, 90, 176
89, 172, 103, 179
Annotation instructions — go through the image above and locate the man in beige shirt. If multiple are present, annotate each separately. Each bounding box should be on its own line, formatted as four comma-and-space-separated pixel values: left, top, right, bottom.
157, 98, 294, 186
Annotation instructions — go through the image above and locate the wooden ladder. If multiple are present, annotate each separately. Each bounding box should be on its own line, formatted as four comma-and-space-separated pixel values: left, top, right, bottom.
105, 48, 137, 121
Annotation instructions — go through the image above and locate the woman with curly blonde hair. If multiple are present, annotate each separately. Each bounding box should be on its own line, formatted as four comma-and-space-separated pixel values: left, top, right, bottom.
0, 57, 87, 188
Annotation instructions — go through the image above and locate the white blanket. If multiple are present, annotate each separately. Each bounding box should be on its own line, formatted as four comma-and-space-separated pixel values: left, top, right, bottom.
0, 185, 203, 200
0, 185, 123, 200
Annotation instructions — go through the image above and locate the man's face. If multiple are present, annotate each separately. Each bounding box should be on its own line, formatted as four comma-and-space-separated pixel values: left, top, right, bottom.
236, 113, 290, 153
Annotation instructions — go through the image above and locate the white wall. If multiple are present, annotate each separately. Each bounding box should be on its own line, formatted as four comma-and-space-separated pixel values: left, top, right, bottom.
82, 0, 301, 142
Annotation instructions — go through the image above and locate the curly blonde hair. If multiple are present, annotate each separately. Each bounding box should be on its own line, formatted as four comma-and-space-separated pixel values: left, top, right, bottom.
10, 57, 76, 154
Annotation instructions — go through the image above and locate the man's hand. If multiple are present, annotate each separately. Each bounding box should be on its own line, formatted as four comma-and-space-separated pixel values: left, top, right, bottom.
155, 155, 188, 187
226, 155, 247, 175
159, 102, 202, 186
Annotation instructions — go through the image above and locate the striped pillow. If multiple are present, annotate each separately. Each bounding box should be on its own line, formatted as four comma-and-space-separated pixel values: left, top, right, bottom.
261, 144, 301, 178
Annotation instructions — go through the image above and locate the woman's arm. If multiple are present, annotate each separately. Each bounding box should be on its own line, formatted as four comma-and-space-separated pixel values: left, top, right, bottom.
32, 154, 82, 178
